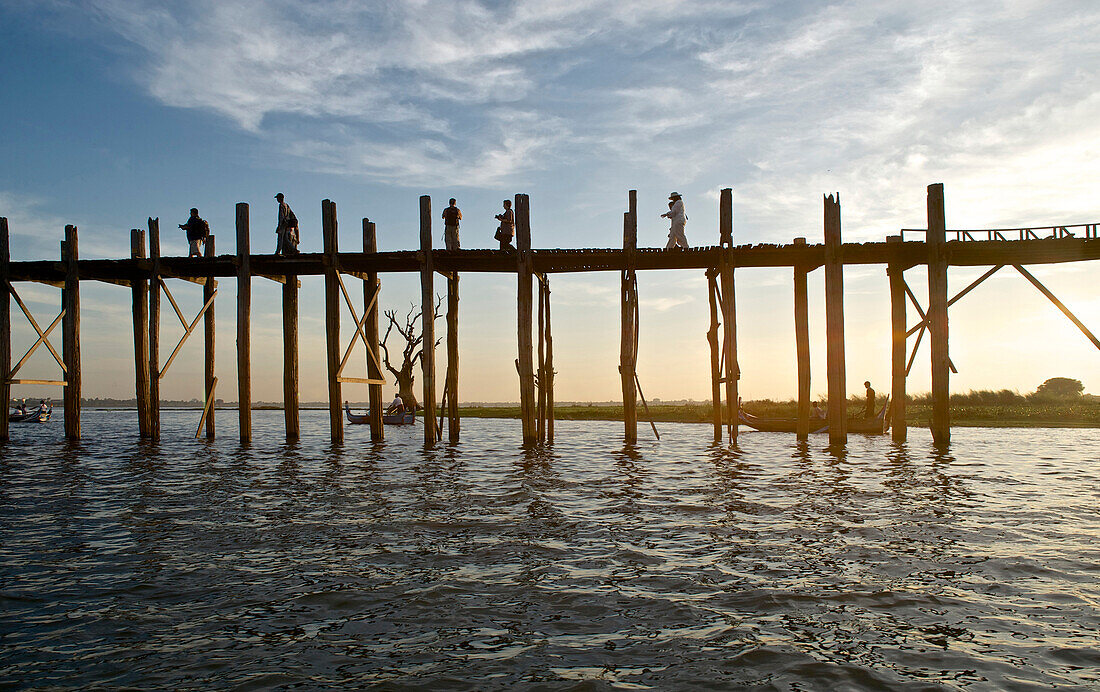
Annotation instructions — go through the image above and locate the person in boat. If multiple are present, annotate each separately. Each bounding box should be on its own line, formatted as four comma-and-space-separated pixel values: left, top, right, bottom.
385, 394, 405, 415
14, 398, 26, 415
863, 381, 875, 419
38, 399, 49, 413
811, 401, 826, 420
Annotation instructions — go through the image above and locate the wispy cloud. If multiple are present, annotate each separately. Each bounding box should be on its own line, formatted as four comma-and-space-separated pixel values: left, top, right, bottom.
25, 0, 1100, 234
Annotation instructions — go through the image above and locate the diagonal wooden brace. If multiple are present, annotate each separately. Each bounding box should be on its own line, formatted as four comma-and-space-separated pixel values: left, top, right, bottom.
335, 272, 384, 376
1014, 265, 1100, 351
9, 309, 64, 380
159, 279, 189, 329
7, 283, 66, 374
902, 276, 958, 374
159, 288, 217, 379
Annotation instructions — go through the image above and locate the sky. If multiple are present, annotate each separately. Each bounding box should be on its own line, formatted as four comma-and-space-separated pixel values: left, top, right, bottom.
1, 0, 1099, 405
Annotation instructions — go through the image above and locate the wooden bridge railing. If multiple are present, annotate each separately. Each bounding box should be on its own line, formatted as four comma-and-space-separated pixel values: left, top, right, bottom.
902, 223, 1099, 242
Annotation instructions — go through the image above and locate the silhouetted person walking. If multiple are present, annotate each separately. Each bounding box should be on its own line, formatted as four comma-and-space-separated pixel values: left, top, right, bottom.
442, 198, 462, 250
495, 199, 515, 250
178, 208, 209, 258
274, 193, 299, 255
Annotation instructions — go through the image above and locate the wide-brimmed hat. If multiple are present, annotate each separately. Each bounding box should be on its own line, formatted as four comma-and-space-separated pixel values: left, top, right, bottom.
275, 192, 284, 200
668, 191, 682, 200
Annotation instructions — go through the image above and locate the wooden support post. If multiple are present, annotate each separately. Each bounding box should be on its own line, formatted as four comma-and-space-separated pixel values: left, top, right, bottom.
419, 196, 438, 444
322, 199, 343, 443
927, 184, 950, 444
203, 236, 216, 439
364, 220, 384, 441
0, 218, 9, 442
544, 276, 555, 444
148, 218, 161, 440
621, 191, 638, 444
823, 194, 846, 445
516, 193, 536, 444
283, 261, 299, 442
537, 275, 546, 444
130, 229, 151, 438
793, 237, 811, 440
446, 269, 460, 443
62, 225, 80, 440
887, 235, 907, 442
235, 203, 251, 443
706, 270, 722, 441
719, 188, 737, 440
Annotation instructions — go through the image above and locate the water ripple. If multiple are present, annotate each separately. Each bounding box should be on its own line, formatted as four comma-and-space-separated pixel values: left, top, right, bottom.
1, 413, 1099, 689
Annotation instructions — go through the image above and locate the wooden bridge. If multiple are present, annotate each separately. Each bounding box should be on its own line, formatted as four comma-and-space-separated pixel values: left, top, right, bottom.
2, 184, 1097, 447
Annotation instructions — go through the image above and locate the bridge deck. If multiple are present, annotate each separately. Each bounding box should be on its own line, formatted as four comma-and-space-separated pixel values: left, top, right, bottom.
8, 237, 1099, 284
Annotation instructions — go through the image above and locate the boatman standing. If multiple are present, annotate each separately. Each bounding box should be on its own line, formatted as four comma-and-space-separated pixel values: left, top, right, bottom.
442, 198, 462, 250
661, 192, 689, 249
864, 381, 876, 419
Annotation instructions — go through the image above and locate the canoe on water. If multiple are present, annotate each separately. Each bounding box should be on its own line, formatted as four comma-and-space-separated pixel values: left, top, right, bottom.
344, 403, 416, 426
739, 396, 890, 435
9, 406, 52, 423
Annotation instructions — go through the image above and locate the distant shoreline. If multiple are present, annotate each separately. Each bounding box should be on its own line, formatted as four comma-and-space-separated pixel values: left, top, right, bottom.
82, 401, 1100, 428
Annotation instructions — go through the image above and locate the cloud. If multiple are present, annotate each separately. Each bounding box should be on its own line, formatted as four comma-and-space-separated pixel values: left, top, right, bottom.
25, 0, 1100, 236
0, 190, 131, 260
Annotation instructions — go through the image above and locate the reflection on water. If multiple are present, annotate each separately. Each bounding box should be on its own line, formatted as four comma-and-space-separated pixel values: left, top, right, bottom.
2, 412, 1100, 689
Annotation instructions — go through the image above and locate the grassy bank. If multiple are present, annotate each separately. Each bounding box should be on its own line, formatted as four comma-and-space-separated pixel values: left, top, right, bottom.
458, 400, 1100, 427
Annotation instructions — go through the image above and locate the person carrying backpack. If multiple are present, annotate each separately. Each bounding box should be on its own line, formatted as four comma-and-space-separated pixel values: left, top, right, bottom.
178, 207, 210, 258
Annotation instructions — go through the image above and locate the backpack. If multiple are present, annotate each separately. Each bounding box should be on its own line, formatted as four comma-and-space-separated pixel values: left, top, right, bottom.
286, 208, 298, 227
202, 219, 210, 237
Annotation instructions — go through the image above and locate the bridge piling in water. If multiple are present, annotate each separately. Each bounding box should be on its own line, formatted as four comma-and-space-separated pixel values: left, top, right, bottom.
719, 188, 737, 442
419, 196, 438, 445
516, 194, 536, 445
149, 218, 162, 441
235, 203, 251, 443
620, 191, 638, 444
823, 194, 847, 445
204, 236, 217, 439
793, 237, 811, 440
888, 235, 907, 442
364, 220, 384, 442
927, 184, 950, 444
0, 220, 9, 442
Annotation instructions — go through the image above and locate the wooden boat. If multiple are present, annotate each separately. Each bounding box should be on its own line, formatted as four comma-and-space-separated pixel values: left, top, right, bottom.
344, 402, 416, 426
9, 405, 52, 423
739, 397, 890, 435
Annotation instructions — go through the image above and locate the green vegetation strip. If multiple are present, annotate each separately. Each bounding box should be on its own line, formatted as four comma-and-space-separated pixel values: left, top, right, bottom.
459, 400, 1100, 428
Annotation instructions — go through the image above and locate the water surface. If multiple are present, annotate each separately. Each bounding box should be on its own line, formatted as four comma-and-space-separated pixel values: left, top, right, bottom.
2, 412, 1099, 689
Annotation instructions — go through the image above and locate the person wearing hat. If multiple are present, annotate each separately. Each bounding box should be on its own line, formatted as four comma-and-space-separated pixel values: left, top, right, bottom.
274, 193, 300, 255
661, 192, 689, 249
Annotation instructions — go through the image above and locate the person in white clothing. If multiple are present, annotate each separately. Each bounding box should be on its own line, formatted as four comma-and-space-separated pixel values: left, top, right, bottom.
661, 191, 688, 249
386, 394, 405, 414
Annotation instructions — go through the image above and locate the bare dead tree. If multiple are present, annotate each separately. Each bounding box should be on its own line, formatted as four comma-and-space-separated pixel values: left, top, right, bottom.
380, 296, 443, 410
